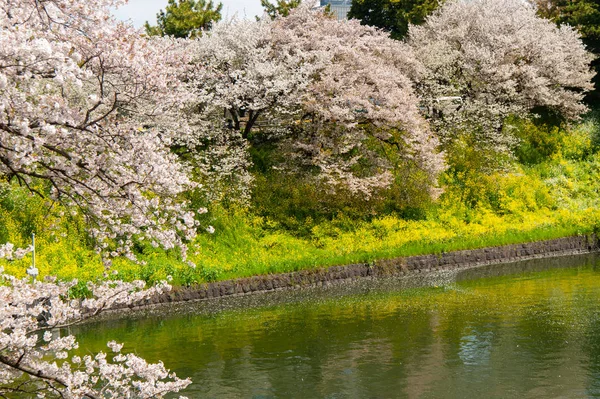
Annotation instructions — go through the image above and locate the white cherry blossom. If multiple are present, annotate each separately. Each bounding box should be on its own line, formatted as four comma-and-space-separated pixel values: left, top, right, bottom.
408, 0, 594, 152
0, 0, 199, 258
183, 4, 445, 198
0, 263, 190, 398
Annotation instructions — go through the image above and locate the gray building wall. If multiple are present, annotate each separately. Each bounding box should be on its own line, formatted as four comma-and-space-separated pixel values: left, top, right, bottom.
320, 0, 352, 20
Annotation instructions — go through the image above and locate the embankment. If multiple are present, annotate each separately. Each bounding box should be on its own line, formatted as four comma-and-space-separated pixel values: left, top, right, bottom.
119, 234, 599, 310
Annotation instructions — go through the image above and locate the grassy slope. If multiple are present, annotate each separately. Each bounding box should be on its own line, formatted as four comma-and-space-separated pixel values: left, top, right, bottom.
1, 117, 599, 286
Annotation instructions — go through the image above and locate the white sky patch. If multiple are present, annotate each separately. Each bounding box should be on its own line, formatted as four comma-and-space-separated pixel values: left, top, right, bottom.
112, 0, 265, 27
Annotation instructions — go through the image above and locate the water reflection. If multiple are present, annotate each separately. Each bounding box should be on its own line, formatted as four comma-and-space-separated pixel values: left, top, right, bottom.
73, 254, 600, 398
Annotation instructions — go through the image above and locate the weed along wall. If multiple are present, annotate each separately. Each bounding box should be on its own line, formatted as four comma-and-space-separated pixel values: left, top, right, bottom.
118, 234, 599, 309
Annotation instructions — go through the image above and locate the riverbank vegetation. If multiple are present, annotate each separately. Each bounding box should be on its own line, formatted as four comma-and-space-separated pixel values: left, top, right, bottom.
2, 0, 599, 289
3, 110, 599, 285
1, 0, 599, 396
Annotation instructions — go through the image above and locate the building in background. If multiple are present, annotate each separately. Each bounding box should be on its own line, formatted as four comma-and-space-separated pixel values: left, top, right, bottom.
320, 0, 351, 20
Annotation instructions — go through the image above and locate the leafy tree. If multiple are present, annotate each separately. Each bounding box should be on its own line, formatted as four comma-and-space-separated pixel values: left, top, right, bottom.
260, 0, 302, 19
145, 0, 223, 38
259, 0, 332, 21
534, 0, 600, 45
348, 0, 441, 39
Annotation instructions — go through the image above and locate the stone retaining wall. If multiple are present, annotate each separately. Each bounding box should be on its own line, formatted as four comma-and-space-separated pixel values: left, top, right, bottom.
124, 234, 599, 309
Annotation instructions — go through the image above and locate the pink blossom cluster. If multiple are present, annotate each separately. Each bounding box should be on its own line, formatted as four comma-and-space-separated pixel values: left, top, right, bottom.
0, 263, 190, 398
182, 0, 592, 198
184, 3, 445, 197
0, 243, 32, 260
272, 4, 444, 197
0, 0, 200, 259
408, 0, 594, 151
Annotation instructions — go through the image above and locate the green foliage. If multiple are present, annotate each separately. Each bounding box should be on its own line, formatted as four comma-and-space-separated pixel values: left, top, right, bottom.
348, 0, 442, 39
536, 0, 600, 49
250, 168, 434, 237
252, 172, 366, 235
0, 181, 104, 280
247, 125, 437, 235
441, 132, 511, 211
512, 119, 565, 165
144, 0, 222, 38
2, 113, 600, 289
260, 0, 301, 19
511, 111, 600, 165
2, 157, 599, 287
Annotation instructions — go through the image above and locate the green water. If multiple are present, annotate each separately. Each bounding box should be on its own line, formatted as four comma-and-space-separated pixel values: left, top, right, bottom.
73, 254, 600, 398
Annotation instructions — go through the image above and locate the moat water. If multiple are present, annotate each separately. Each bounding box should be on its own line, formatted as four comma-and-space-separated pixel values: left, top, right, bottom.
73, 253, 600, 398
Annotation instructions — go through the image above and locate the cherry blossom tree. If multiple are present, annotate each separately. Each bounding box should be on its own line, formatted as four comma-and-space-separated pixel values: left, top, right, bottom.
531, 0, 600, 101
184, 4, 445, 198
274, 5, 444, 196
0, 245, 190, 398
0, 1, 198, 396
408, 0, 594, 153
180, 17, 302, 202
0, 0, 200, 258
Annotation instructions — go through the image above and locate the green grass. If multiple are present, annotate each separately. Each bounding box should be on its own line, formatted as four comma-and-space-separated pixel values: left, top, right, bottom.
178, 207, 598, 284
4, 204, 594, 287
2, 115, 600, 287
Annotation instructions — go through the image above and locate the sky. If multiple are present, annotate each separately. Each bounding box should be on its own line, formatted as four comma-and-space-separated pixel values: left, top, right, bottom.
112, 0, 265, 28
